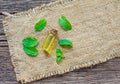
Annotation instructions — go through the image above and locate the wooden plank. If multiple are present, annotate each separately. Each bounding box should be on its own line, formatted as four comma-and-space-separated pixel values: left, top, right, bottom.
0, 35, 7, 41
33, 70, 120, 84
0, 47, 9, 52
0, 41, 8, 47
0, 15, 5, 35
0, 0, 56, 13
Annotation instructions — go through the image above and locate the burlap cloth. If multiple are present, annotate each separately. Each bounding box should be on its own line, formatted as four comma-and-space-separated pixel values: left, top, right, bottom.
3, 0, 120, 83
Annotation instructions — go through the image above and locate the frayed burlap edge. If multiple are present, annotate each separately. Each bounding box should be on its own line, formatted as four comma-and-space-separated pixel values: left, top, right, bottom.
3, 0, 120, 83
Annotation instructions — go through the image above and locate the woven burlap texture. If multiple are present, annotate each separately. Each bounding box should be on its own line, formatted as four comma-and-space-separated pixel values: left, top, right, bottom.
3, 0, 120, 83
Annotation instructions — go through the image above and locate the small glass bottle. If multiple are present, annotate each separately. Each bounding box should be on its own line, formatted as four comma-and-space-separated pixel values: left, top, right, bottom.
42, 29, 58, 54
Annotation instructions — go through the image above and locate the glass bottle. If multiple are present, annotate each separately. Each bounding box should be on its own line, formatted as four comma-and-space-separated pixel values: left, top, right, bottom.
42, 29, 57, 54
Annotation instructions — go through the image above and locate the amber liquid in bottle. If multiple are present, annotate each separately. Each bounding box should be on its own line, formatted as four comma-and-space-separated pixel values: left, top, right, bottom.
42, 29, 57, 54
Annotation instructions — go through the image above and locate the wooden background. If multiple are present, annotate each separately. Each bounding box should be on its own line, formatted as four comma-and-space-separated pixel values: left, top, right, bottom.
0, 0, 120, 84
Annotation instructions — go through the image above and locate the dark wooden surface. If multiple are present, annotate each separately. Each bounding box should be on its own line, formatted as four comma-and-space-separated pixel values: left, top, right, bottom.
0, 0, 120, 84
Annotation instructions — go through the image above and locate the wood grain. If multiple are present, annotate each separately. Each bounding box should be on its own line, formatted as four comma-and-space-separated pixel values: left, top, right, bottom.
0, 0, 55, 13
0, 0, 120, 84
